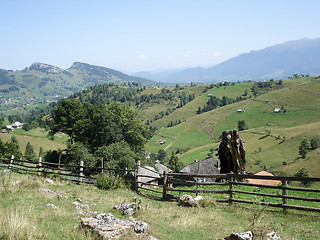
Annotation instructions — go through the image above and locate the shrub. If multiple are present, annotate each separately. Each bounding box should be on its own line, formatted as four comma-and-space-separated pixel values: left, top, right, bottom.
294, 168, 312, 187
94, 173, 127, 190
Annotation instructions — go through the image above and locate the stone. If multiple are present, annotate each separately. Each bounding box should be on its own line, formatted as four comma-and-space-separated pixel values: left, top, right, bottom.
44, 179, 55, 185
39, 188, 68, 198
114, 202, 139, 216
218, 130, 246, 174
10, 181, 21, 185
46, 203, 58, 209
72, 201, 89, 210
266, 231, 282, 240
221, 231, 253, 240
81, 212, 151, 239
179, 195, 202, 207
75, 210, 86, 216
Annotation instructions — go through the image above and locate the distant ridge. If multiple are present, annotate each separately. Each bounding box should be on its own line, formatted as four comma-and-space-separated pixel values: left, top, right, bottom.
148, 38, 320, 83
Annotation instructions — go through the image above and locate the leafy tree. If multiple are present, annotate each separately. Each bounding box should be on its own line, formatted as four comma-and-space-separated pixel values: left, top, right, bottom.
25, 142, 37, 162
310, 137, 320, 150
65, 142, 94, 167
94, 142, 138, 170
238, 120, 248, 131
49, 98, 83, 144
0, 139, 22, 159
299, 138, 310, 159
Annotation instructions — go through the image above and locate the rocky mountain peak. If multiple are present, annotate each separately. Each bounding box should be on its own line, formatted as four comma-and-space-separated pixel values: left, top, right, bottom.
27, 62, 62, 74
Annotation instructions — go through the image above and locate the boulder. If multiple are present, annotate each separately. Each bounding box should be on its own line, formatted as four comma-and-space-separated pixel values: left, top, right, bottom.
221, 231, 253, 240
81, 212, 150, 239
179, 195, 202, 207
218, 130, 246, 174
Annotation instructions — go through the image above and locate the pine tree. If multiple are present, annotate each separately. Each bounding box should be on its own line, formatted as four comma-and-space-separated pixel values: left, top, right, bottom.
25, 142, 37, 162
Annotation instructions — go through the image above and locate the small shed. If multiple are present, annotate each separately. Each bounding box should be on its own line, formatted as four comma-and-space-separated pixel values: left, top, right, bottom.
237, 109, 245, 113
274, 108, 281, 113
247, 171, 281, 186
1, 129, 8, 134
179, 158, 220, 182
137, 165, 160, 187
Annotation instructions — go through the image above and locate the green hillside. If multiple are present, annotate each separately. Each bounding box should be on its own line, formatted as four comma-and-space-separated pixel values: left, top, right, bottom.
0, 62, 156, 113
145, 77, 320, 177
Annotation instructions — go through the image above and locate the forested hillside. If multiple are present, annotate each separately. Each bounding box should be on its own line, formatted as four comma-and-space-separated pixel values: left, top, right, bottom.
0, 62, 156, 113
1, 75, 319, 178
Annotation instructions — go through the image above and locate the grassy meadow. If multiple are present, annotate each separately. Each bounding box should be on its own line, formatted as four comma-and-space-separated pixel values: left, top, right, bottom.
0, 172, 319, 240
145, 77, 320, 177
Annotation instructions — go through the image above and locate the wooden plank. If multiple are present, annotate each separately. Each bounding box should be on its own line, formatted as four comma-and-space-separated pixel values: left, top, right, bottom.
168, 173, 229, 179
231, 198, 320, 212
169, 179, 229, 186
228, 173, 320, 182
231, 189, 282, 198
167, 188, 228, 194
138, 186, 163, 194
136, 181, 161, 187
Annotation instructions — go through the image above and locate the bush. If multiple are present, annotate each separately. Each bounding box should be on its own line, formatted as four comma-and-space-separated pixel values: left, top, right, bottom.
294, 168, 312, 187
94, 173, 127, 190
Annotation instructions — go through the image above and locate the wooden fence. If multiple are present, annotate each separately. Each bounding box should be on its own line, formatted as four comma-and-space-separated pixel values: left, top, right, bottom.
137, 171, 320, 212
0, 155, 133, 184
1, 155, 320, 212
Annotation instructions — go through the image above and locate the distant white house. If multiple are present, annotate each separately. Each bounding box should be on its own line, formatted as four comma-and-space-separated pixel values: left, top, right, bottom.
6, 125, 14, 131
237, 109, 245, 113
207, 94, 214, 97
12, 122, 23, 129
274, 108, 281, 113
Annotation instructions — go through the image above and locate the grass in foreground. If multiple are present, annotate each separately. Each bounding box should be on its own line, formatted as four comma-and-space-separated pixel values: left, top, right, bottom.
0, 172, 319, 239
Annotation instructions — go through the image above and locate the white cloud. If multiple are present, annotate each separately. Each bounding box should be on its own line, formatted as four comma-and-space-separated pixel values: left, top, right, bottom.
183, 54, 191, 58
212, 52, 220, 56
138, 54, 148, 60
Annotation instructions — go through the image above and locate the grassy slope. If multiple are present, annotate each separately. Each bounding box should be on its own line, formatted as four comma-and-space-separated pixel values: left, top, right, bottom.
0, 173, 319, 240
145, 77, 320, 177
0, 128, 67, 154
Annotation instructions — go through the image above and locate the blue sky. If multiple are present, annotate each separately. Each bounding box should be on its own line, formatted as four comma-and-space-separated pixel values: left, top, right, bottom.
1, 0, 319, 72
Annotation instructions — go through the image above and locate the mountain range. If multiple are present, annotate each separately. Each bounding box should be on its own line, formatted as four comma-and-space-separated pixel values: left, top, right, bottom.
133, 38, 320, 82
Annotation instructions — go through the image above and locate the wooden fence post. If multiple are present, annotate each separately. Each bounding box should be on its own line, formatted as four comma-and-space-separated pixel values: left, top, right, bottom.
101, 158, 104, 173
229, 175, 234, 206
38, 157, 42, 176
79, 161, 84, 183
135, 160, 141, 191
8, 155, 14, 169
282, 180, 288, 212
162, 171, 168, 200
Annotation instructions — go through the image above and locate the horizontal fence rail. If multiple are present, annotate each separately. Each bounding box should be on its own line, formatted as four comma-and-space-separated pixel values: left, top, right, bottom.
135, 165, 320, 212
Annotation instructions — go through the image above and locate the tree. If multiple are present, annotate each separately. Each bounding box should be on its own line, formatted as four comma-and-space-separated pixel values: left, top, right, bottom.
8, 115, 13, 123
39, 147, 44, 157
168, 153, 184, 172
25, 142, 37, 162
0, 116, 4, 126
238, 120, 248, 131
157, 149, 167, 164
94, 142, 138, 170
310, 137, 320, 150
294, 168, 312, 187
65, 142, 94, 167
49, 98, 83, 144
299, 138, 310, 159
10, 136, 18, 145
